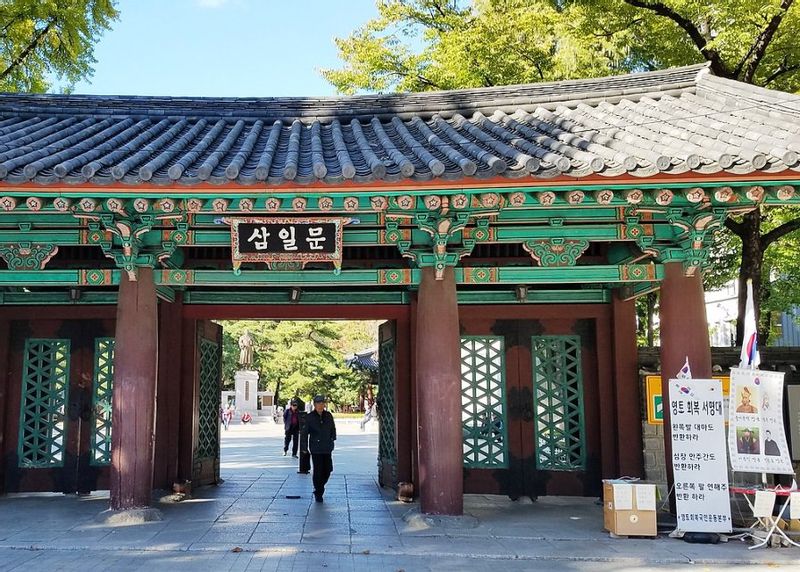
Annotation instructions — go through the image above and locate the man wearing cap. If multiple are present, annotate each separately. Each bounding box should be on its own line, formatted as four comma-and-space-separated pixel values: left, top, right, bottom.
283, 398, 301, 458
306, 394, 337, 502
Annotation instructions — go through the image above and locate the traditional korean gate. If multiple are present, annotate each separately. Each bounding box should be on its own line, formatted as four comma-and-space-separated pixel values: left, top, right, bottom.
3, 320, 115, 493
377, 321, 397, 487
460, 317, 601, 499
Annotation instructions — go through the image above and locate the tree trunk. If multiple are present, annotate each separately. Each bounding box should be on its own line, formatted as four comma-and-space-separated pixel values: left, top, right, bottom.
646, 292, 656, 346
735, 211, 764, 345
273, 380, 282, 410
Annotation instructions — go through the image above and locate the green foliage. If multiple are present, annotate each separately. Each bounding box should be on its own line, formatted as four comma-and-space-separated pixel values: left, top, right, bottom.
0, 0, 118, 93
324, 0, 800, 94
325, 0, 800, 335
761, 208, 800, 339
704, 228, 741, 293
218, 320, 379, 410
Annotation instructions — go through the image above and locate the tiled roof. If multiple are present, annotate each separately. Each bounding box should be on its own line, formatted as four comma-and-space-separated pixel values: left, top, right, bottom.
0, 64, 798, 187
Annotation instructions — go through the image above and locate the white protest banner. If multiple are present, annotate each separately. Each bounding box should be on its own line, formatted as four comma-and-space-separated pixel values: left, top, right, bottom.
669, 378, 732, 532
728, 368, 794, 474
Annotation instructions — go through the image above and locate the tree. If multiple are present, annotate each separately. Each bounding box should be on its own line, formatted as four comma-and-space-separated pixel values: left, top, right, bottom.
324, 0, 800, 342
0, 0, 118, 93
218, 320, 379, 410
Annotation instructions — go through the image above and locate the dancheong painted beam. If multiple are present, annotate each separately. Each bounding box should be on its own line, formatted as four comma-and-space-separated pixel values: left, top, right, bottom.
0, 264, 663, 287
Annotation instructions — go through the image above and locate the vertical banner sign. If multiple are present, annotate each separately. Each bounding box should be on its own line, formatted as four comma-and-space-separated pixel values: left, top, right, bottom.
728, 368, 794, 474
669, 378, 732, 532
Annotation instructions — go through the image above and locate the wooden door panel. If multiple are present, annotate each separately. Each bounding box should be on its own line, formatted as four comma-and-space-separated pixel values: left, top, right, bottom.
3, 319, 114, 493
461, 318, 520, 496
192, 320, 222, 486
377, 321, 397, 487
526, 319, 601, 497
459, 315, 603, 499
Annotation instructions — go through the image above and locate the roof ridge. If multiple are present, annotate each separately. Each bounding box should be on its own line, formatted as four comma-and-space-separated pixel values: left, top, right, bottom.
0, 64, 709, 121
697, 72, 800, 116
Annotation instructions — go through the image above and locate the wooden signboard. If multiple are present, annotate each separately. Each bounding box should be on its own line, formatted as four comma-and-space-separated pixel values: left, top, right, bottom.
228, 217, 345, 272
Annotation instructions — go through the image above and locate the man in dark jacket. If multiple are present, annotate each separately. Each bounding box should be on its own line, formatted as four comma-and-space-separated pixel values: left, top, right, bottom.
306, 394, 336, 502
283, 398, 301, 457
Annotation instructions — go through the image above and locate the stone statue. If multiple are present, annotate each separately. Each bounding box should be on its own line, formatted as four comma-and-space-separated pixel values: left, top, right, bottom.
238, 330, 254, 368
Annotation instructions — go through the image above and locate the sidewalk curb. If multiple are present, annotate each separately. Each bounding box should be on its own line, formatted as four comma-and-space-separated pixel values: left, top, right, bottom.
0, 541, 796, 566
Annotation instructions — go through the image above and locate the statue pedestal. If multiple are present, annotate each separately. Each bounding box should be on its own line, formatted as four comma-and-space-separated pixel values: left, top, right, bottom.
234, 370, 259, 415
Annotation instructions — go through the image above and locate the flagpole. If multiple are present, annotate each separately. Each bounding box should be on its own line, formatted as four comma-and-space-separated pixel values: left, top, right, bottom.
741, 279, 768, 488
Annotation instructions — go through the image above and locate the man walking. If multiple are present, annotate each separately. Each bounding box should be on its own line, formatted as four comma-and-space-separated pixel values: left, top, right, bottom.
283, 398, 301, 457
306, 395, 336, 502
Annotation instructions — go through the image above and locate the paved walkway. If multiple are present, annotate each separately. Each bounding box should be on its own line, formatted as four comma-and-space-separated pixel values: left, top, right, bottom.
0, 418, 798, 571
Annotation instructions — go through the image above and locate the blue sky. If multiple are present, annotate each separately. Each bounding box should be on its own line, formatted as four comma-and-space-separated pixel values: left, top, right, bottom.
70, 0, 378, 97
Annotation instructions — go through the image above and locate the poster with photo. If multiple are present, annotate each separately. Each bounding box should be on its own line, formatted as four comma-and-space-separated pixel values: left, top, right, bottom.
669, 378, 732, 532
728, 368, 794, 474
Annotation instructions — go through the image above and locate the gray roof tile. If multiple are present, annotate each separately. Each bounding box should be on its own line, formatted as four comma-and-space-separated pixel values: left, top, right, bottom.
0, 64, 797, 187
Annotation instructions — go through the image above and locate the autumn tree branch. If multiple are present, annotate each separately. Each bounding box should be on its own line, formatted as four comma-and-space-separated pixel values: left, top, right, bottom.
737, 0, 795, 83
0, 19, 53, 82
622, 0, 730, 76
762, 216, 800, 247
763, 61, 800, 86
724, 216, 746, 237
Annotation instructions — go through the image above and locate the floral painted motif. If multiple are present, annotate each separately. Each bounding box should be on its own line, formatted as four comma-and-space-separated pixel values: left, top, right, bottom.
423, 195, 442, 210
186, 198, 204, 213
655, 189, 674, 205
0, 244, 59, 270
212, 198, 229, 213
133, 198, 150, 213
625, 189, 644, 204
343, 197, 360, 211
538, 192, 556, 206
370, 196, 388, 211
565, 190, 585, 205
25, 197, 43, 211
524, 238, 590, 267
292, 197, 307, 212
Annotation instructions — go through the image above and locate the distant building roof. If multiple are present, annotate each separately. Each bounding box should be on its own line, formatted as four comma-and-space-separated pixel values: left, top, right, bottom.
0, 64, 798, 187
346, 348, 378, 372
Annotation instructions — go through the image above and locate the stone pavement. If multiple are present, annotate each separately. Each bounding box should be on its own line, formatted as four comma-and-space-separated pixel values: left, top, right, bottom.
0, 418, 798, 571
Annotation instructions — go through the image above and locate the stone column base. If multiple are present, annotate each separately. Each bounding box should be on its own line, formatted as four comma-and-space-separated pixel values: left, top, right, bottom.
96, 507, 163, 525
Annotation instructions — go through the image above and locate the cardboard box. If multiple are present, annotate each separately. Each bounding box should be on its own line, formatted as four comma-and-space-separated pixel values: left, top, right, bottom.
603, 480, 657, 537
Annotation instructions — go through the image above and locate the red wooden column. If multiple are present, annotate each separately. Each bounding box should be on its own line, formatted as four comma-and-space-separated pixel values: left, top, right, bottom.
416, 266, 463, 515
0, 318, 9, 493
659, 262, 712, 505
108, 267, 160, 516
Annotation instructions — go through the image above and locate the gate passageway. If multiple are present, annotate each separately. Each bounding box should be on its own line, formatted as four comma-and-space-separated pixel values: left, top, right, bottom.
219, 416, 378, 479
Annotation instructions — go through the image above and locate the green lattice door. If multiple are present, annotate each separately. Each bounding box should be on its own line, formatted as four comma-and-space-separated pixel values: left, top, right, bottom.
17, 339, 72, 471
460, 315, 599, 499
6, 324, 116, 493
530, 336, 586, 472
193, 321, 222, 486
377, 321, 397, 487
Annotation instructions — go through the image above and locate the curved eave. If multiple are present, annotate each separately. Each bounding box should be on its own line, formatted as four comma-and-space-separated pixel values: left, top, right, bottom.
0, 169, 799, 196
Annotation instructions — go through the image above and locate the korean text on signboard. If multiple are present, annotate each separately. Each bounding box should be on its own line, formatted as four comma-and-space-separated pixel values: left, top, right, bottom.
645, 375, 730, 425
669, 378, 732, 533
229, 218, 344, 272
